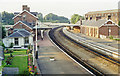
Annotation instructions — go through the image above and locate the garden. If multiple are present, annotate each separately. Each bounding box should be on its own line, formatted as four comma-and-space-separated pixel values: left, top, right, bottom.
2, 47, 38, 75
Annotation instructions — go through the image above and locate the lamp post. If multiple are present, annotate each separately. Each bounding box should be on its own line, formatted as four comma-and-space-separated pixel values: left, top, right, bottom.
32, 43, 35, 70
35, 22, 38, 59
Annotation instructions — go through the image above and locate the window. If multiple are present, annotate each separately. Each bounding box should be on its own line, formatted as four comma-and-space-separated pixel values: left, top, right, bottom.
96, 16, 101, 21
15, 38, 19, 45
108, 15, 111, 20
86, 17, 88, 20
90, 17, 92, 20
19, 24, 23, 28
24, 37, 29, 44
108, 27, 111, 36
23, 15, 26, 20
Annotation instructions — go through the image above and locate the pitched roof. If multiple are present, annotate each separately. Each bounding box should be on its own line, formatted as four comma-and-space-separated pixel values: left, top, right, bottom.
81, 19, 119, 27
30, 12, 38, 16
21, 21, 34, 28
13, 21, 33, 29
14, 12, 38, 16
81, 19, 107, 27
12, 10, 38, 19
8, 29, 31, 38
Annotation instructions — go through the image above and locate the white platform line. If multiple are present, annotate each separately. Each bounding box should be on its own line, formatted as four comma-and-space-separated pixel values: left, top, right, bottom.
47, 30, 95, 75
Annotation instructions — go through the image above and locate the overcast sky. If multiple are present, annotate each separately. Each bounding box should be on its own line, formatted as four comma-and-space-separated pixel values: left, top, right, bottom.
0, 0, 119, 19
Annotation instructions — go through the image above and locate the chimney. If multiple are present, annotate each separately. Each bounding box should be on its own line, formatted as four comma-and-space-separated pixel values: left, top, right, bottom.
22, 5, 30, 12
28, 7, 30, 12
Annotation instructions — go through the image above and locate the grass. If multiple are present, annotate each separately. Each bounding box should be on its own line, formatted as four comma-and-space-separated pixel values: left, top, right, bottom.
3, 56, 28, 74
0, 66, 2, 71
3, 49, 29, 74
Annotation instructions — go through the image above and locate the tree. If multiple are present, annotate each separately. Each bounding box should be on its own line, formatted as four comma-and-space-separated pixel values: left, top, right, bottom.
71, 14, 83, 24
2, 11, 14, 25
38, 13, 43, 22
2, 26, 6, 38
118, 21, 120, 26
44, 13, 69, 23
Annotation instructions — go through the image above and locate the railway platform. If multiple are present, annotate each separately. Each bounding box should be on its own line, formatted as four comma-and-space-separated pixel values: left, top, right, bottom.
37, 30, 91, 75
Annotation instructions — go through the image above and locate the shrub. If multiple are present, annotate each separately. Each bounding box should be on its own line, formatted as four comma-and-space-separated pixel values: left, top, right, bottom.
9, 43, 14, 48
4, 49, 13, 53
109, 36, 113, 39
118, 21, 120, 26
9, 50, 13, 53
28, 45, 31, 50
23, 69, 29, 75
114, 38, 120, 41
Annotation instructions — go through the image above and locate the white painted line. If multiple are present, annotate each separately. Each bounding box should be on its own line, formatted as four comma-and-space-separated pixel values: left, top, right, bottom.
47, 30, 95, 75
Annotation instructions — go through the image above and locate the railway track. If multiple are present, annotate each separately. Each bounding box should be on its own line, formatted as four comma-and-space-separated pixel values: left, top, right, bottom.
49, 26, 104, 75
62, 28, 120, 66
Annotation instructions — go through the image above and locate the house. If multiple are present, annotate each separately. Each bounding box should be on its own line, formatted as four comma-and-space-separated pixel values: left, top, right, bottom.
3, 29, 33, 48
8, 5, 38, 35
3, 5, 38, 48
80, 19, 119, 38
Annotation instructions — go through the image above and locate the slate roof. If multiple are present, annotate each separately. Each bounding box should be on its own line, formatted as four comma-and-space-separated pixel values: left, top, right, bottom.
8, 29, 31, 38
14, 12, 38, 16
21, 21, 34, 28
30, 12, 38, 16
0, 46, 4, 60
81, 19, 107, 27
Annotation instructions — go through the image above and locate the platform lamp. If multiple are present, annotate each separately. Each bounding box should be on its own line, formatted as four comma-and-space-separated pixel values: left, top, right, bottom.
35, 22, 38, 59
32, 42, 35, 70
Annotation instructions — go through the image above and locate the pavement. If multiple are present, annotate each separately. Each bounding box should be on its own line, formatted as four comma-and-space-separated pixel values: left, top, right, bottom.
37, 30, 91, 74
3, 67, 19, 74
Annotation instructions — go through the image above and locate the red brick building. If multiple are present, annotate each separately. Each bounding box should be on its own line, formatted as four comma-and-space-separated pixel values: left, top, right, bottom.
80, 19, 119, 38
4, 5, 38, 48
12, 5, 38, 33
85, 9, 120, 24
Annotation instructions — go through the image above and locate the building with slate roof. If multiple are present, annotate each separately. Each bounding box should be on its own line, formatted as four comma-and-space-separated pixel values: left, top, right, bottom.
3, 29, 33, 48
11, 5, 38, 34
68, 19, 120, 39
85, 9, 120, 24
79, 19, 119, 38
3, 5, 38, 48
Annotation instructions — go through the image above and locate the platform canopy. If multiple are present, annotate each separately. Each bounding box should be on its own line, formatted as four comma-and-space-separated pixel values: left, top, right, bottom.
33, 22, 52, 30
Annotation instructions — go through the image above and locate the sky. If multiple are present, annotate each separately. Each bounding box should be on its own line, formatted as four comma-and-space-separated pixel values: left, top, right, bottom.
0, 0, 120, 19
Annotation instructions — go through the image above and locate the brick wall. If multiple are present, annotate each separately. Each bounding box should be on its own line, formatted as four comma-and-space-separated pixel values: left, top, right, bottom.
14, 11, 37, 24
99, 25, 119, 37
13, 22, 33, 32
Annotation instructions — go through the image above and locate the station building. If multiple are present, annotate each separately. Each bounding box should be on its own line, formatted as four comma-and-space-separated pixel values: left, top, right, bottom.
68, 9, 120, 39
85, 9, 120, 24
80, 19, 119, 38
